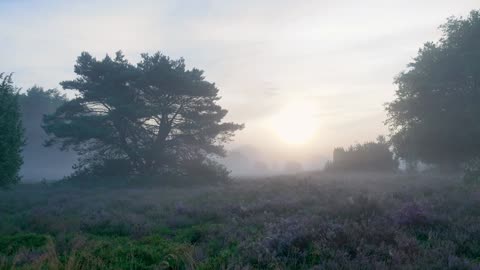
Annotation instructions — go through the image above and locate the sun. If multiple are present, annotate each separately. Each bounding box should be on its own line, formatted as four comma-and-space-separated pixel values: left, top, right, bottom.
269, 101, 319, 145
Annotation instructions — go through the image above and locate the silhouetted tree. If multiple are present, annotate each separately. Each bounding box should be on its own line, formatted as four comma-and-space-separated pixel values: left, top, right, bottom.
18, 87, 76, 180
324, 136, 398, 172
43, 51, 244, 178
0, 73, 24, 187
386, 10, 480, 169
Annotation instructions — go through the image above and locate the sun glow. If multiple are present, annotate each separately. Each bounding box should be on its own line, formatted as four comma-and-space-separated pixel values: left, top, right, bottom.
269, 101, 319, 145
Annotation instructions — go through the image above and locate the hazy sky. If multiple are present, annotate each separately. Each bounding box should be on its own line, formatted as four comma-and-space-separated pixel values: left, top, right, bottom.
1, 0, 478, 163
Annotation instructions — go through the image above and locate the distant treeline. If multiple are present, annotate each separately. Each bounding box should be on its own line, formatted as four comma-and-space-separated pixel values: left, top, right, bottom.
325, 136, 398, 172
18, 87, 77, 180
1, 10, 480, 186
326, 10, 480, 174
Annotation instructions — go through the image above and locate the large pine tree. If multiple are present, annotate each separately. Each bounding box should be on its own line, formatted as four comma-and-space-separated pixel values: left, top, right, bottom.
44, 51, 243, 177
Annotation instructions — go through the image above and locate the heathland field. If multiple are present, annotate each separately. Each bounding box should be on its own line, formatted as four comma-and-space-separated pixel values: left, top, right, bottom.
1, 173, 480, 269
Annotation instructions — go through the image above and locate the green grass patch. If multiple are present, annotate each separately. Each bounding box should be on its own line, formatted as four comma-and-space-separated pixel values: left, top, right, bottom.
0, 233, 49, 255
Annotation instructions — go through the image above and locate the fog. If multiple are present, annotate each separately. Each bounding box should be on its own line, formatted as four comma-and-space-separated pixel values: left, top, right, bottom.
2, 1, 479, 179
2, 1, 480, 269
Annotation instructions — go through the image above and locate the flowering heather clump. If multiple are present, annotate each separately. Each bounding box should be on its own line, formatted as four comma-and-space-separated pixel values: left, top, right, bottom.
262, 216, 322, 256
393, 202, 430, 226
0, 173, 478, 269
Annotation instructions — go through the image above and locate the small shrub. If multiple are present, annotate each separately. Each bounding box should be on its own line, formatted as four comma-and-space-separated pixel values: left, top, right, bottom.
393, 203, 430, 227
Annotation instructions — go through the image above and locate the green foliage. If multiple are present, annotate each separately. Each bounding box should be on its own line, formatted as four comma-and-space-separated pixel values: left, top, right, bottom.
198, 245, 239, 270
43, 51, 243, 179
0, 233, 48, 255
82, 221, 132, 237
173, 223, 218, 244
324, 135, 398, 172
76, 236, 195, 270
0, 233, 194, 270
0, 73, 24, 187
386, 10, 480, 168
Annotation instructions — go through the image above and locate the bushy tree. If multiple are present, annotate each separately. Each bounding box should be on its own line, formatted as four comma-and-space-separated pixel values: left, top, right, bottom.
386, 10, 480, 169
18, 87, 76, 180
324, 136, 398, 172
0, 73, 24, 187
43, 51, 243, 178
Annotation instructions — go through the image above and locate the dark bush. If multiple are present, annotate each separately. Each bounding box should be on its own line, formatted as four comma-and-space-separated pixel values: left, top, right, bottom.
325, 136, 398, 172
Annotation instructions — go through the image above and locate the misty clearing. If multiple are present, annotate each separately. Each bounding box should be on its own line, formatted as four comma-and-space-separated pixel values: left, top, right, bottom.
1, 3, 480, 270
1, 173, 480, 269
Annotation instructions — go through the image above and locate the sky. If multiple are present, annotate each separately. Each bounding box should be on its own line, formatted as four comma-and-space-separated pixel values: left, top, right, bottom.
1, 0, 479, 169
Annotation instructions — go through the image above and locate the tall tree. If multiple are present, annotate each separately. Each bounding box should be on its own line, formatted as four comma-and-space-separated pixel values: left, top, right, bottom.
386, 10, 480, 168
0, 73, 24, 187
43, 51, 243, 177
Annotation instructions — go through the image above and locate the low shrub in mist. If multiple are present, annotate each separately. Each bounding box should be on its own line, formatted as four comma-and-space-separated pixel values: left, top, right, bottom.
393, 202, 431, 227
60, 159, 231, 188
324, 136, 399, 172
